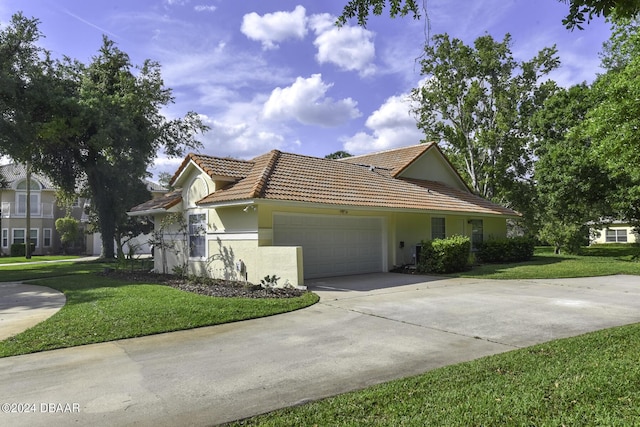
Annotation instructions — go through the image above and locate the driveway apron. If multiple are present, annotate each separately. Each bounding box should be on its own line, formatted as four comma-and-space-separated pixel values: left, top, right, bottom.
0, 274, 638, 426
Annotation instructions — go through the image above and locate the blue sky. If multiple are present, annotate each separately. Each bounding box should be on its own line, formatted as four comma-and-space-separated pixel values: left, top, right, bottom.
0, 0, 611, 179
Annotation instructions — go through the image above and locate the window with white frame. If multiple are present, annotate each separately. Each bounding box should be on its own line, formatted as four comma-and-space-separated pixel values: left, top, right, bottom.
431, 217, 446, 240
30, 229, 38, 247
606, 229, 627, 243
188, 213, 207, 258
16, 179, 41, 215
12, 229, 25, 245
1, 229, 7, 248
43, 228, 52, 247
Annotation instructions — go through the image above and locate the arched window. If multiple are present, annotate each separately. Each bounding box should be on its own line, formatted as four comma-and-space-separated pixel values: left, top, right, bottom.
15, 179, 42, 215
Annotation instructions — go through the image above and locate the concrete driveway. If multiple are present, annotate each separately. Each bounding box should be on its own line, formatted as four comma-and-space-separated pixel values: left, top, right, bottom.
0, 273, 639, 426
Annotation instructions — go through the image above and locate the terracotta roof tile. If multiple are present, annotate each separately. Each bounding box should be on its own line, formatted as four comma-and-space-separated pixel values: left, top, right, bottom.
129, 190, 182, 213
170, 153, 254, 185
199, 151, 519, 217
340, 143, 435, 177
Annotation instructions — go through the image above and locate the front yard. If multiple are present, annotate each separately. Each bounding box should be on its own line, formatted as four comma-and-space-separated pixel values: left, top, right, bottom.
0, 261, 318, 357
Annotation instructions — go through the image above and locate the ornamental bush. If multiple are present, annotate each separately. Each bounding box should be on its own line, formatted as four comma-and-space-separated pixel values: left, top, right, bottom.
10, 243, 35, 257
417, 235, 471, 274
476, 237, 535, 263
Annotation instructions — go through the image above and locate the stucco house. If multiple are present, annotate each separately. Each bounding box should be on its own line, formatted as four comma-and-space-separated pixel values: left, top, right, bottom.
1, 162, 166, 256
0, 163, 78, 255
590, 220, 639, 244
129, 143, 519, 286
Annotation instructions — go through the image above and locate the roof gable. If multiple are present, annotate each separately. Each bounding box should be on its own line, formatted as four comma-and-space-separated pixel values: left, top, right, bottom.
170, 153, 254, 187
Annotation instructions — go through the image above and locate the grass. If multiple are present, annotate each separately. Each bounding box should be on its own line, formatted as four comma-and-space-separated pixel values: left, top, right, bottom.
231, 323, 640, 426
0, 264, 319, 357
0, 255, 81, 264
0, 260, 109, 282
455, 244, 640, 279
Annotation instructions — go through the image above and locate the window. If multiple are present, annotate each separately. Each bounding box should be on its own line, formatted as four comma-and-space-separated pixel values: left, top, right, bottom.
606, 229, 627, 243
16, 179, 41, 215
12, 229, 25, 245
188, 213, 207, 258
30, 229, 38, 247
470, 219, 483, 251
1, 229, 7, 248
43, 228, 52, 247
431, 217, 446, 240
16, 193, 40, 215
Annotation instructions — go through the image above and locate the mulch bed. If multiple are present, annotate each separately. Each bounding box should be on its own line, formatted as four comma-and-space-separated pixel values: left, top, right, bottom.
101, 270, 306, 299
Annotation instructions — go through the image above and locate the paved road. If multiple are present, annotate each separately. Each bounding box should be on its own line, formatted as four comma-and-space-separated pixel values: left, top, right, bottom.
0, 274, 639, 426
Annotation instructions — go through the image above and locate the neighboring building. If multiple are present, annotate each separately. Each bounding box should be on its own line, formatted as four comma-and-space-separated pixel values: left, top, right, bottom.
0, 163, 84, 255
1, 162, 165, 256
590, 221, 639, 244
129, 143, 520, 286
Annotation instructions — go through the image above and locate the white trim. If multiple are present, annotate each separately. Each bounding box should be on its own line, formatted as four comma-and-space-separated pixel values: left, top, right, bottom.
12, 228, 26, 245
208, 232, 258, 241
187, 211, 208, 261
29, 228, 39, 248
43, 228, 52, 247
1, 228, 7, 248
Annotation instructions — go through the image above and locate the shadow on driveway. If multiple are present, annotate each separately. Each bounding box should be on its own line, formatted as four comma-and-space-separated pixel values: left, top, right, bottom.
306, 272, 446, 292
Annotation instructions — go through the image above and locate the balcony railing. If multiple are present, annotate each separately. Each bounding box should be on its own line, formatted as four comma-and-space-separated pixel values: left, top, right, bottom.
0, 202, 55, 219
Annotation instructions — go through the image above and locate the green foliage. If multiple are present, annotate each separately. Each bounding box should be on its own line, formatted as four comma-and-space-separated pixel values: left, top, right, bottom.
324, 150, 352, 159
476, 237, 535, 263
335, 0, 640, 31
412, 33, 558, 227
55, 216, 81, 253
10, 243, 35, 257
1, 15, 208, 259
538, 220, 588, 254
260, 274, 281, 288
417, 235, 470, 274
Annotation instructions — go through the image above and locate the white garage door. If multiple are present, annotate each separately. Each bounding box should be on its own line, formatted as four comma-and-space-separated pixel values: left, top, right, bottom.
273, 214, 384, 279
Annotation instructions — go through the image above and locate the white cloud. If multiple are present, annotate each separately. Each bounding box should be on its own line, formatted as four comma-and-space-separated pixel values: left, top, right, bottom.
263, 74, 361, 127
309, 13, 376, 76
241, 5, 307, 50
194, 5, 217, 13
343, 93, 422, 154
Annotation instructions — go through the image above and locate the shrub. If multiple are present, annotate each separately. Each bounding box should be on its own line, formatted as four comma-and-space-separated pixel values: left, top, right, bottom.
10, 243, 36, 257
417, 235, 471, 274
477, 237, 535, 263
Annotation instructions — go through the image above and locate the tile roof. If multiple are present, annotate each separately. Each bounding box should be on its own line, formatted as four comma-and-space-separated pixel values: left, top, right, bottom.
129, 190, 182, 213
196, 149, 519, 217
339, 143, 435, 177
0, 163, 56, 189
171, 153, 254, 185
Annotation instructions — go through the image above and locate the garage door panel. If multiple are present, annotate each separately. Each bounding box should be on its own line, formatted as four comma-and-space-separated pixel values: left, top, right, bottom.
273, 214, 383, 279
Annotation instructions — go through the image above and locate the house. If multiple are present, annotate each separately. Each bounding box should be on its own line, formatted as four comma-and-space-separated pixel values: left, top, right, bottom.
1, 162, 166, 256
590, 220, 639, 244
129, 143, 519, 286
0, 163, 76, 255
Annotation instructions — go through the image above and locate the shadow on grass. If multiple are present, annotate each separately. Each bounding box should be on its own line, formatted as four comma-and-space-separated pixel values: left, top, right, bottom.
581, 244, 640, 259
455, 255, 566, 278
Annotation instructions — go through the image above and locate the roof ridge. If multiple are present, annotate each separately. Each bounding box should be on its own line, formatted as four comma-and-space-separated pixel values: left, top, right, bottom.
342, 142, 434, 160
250, 150, 281, 198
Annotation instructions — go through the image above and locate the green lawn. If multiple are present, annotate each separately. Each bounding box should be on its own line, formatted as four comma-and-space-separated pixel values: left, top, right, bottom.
0, 255, 81, 264
456, 244, 640, 279
0, 264, 319, 357
0, 260, 109, 281
234, 323, 640, 426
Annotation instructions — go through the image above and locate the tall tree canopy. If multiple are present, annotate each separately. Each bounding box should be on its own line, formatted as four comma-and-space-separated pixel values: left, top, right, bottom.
337, 0, 640, 30
412, 33, 558, 217
584, 17, 640, 225
0, 14, 207, 258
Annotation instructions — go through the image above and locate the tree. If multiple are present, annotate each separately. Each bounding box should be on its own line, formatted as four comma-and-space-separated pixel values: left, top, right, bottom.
55, 216, 81, 254
532, 84, 616, 252
412, 33, 558, 221
1, 14, 208, 259
337, 0, 640, 30
584, 17, 640, 227
325, 150, 353, 159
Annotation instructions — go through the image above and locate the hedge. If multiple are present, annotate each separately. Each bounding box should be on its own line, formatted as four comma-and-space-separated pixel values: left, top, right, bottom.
476, 237, 535, 263
417, 235, 471, 274
10, 243, 36, 257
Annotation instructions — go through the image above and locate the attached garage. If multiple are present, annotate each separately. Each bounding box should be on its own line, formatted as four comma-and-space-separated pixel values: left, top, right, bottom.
273, 214, 385, 279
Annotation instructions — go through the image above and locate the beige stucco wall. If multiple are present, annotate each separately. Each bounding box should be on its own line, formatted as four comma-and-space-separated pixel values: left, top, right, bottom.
399, 149, 467, 190
590, 225, 639, 244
